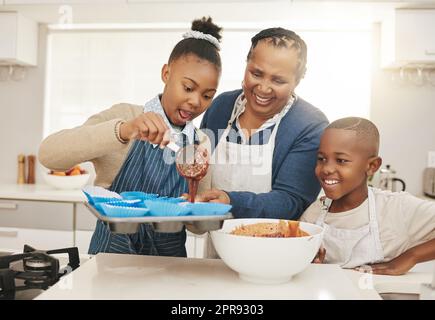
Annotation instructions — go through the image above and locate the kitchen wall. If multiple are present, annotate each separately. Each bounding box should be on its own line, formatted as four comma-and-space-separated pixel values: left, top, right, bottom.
0, 25, 47, 185
371, 23, 435, 196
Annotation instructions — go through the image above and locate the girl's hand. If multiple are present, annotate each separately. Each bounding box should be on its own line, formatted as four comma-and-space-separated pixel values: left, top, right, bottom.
355, 254, 416, 276
120, 112, 171, 147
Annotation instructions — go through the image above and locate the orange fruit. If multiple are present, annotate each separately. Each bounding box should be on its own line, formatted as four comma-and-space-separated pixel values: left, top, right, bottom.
52, 171, 66, 176
69, 168, 81, 176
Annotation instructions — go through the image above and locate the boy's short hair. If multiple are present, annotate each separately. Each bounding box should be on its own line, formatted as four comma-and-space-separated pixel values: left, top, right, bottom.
327, 117, 380, 156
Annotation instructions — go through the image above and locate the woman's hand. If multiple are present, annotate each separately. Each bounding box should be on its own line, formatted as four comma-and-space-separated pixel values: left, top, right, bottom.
120, 112, 171, 147
194, 189, 231, 204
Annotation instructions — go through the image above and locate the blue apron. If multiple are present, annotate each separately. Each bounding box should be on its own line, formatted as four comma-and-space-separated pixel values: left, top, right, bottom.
88, 133, 195, 257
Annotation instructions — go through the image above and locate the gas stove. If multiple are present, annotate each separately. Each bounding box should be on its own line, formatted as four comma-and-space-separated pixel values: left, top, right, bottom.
0, 245, 80, 300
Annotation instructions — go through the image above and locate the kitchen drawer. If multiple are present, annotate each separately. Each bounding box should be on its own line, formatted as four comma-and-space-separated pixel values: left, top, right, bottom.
0, 199, 73, 230
0, 226, 74, 250
75, 203, 97, 231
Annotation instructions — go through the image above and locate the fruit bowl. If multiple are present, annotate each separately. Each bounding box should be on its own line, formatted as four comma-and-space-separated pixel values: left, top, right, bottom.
44, 166, 90, 190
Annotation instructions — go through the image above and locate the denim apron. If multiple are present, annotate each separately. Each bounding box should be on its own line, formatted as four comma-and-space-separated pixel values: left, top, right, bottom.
88, 98, 196, 257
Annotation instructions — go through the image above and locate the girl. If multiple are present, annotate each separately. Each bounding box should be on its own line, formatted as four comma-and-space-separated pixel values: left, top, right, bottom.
39, 17, 223, 257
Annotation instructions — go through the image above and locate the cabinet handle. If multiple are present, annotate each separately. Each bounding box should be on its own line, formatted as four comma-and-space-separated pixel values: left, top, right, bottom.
0, 202, 18, 210
425, 50, 435, 56
0, 230, 18, 237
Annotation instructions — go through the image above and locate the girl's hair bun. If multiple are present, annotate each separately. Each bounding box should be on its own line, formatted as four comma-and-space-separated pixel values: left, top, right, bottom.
168, 16, 222, 70
191, 16, 222, 42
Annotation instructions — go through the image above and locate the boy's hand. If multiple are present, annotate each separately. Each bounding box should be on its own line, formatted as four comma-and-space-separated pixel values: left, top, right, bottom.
312, 246, 326, 264
120, 112, 171, 148
194, 189, 231, 204
358, 239, 435, 276
356, 253, 415, 276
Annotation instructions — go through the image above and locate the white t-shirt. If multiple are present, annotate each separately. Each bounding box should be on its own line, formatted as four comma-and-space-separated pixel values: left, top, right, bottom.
300, 188, 435, 262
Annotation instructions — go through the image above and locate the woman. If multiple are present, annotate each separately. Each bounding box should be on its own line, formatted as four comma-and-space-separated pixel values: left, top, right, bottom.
197, 28, 328, 223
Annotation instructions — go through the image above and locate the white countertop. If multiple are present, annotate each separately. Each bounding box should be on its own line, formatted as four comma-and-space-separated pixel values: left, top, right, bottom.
37, 253, 381, 300
344, 260, 434, 297
0, 183, 86, 202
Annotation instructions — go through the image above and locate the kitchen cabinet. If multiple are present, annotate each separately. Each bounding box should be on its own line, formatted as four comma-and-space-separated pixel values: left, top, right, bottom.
0, 226, 74, 250
74, 230, 94, 254
0, 12, 37, 66
74, 203, 96, 253
0, 199, 74, 250
381, 9, 435, 68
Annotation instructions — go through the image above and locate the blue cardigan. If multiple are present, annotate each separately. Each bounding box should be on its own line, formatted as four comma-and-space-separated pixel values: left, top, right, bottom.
200, 89, 329, 220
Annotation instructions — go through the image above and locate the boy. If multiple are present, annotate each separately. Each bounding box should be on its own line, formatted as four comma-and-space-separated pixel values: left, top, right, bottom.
301, 117, 435, 275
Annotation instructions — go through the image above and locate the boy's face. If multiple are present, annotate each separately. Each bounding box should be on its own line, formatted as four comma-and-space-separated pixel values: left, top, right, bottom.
243, 40, 298, 119
161, 54, 220, 126
316, 128, 380, 205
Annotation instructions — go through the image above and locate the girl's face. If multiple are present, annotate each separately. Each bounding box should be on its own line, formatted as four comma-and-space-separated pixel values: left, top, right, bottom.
161, 54, 220, 126
243, 40, 299, 119
315, 129, 378, 210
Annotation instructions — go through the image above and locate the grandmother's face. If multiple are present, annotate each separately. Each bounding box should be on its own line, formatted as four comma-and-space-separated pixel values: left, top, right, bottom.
243, 40, 299, 119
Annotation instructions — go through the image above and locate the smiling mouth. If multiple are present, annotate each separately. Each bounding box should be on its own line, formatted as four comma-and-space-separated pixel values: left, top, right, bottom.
322, 179, 340, 186
254, 93, 273, 106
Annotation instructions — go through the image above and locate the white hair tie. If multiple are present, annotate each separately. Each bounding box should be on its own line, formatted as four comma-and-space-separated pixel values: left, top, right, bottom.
182, 30, 220, 50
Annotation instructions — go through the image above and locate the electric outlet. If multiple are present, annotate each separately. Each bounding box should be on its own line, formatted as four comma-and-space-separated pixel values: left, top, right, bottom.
428, 151, 435, 167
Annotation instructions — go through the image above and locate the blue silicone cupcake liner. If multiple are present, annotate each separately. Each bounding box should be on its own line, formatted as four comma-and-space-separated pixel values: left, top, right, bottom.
103, 199, 145, 208
154, 196, 187, 204
100, 203, 150, 218
94, 203, 106, 215
120, 191, 159, 201
83, 191, 119, 206
144, 200, 191, 217
186, 202, 232, 216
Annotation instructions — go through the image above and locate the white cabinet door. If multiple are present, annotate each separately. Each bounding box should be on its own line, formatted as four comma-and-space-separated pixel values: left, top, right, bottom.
185, 232, 196, 258
0, 199, 74, 250
395, 10, 435, 63
185, 231, 208, 259
0, 227, 74, 251
75, 203, 97, 231
75, 230, 94, 254
0, 12, 37, 66
194, 233, 207, 259
381, 9, 435, 68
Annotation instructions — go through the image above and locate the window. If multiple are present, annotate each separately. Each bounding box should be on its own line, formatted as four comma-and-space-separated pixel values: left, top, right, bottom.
44, 26, 371, 136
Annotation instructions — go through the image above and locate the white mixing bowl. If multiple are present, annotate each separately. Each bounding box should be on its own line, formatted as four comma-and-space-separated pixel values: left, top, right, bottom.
210, 218, 324, 284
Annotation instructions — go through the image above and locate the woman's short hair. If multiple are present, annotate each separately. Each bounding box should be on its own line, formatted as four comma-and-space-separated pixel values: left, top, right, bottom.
247, 28, 307, 84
